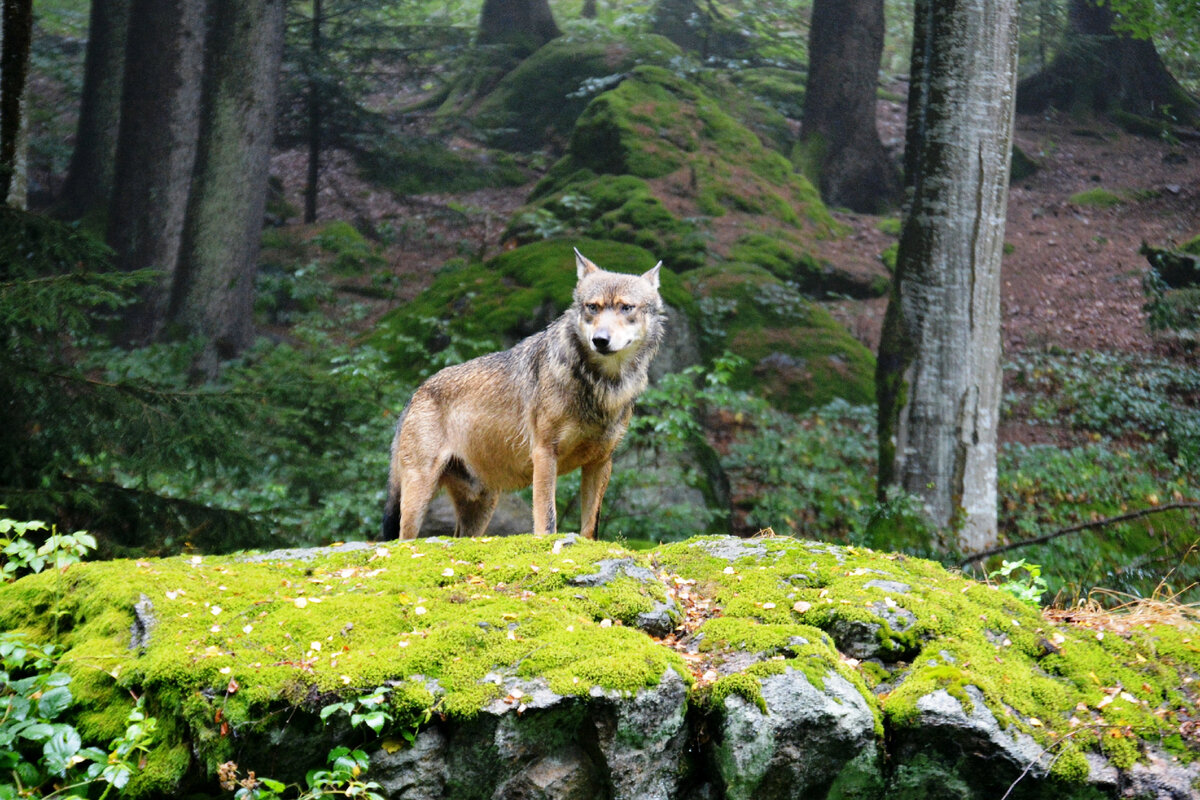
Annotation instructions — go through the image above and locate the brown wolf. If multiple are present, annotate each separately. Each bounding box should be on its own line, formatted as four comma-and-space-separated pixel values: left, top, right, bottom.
381, 249, 665, 540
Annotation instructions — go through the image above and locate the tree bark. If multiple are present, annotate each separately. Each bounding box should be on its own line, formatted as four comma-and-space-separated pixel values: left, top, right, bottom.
799, 0, 901, 214
303, 0, 322, 224
106, 0, 206, 343
875, 0, 1018, 553
478, 0, 561, 52
168, 0, 286, 364
1, 0, 33, 206
57, 0, 131, 222
1016, 0, 1197, 123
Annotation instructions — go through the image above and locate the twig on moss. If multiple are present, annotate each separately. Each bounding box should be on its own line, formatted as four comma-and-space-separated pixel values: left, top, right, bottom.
961, 502, 1200, 567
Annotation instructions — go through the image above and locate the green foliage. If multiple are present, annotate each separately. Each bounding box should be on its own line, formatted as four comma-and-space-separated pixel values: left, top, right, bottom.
0, 517, 96, 582
0, 633, 155, 800
1006, 350, 1200, 468
987, 559, 1049, 606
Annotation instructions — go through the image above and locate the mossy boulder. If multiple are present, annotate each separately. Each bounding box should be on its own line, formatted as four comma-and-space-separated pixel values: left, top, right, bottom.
469, 32, 684, 152
685, 264, 876, 411
3, 534, 1199, 799
539, 65, 832, 231
505, 173, 711, 270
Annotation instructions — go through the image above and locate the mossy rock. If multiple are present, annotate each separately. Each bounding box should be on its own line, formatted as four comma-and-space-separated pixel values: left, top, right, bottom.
506, 173, 711, 270
370, 238, 695, 382
5, 534, 1199, 796
542, 65, 833, 229
684, 264, 876, 411
470, 32, 684, 152
355, 136, 529, 196
1010, 143, 1039, 183
726, 67, 807, 122
1068, 187, 1124, 208
727, 231, 887, 297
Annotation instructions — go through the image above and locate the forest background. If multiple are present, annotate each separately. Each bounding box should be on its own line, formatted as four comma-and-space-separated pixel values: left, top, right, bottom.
2, 0, 1200, 606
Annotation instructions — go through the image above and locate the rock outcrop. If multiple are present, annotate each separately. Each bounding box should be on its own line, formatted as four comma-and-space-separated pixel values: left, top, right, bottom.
2, 534, 1198, 799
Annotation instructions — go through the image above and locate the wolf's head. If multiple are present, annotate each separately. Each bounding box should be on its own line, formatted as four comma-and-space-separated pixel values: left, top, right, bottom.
572, 249, 665, 368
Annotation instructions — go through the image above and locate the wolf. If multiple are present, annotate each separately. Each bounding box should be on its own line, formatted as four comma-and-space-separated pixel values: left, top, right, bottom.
381, 248, 665, 541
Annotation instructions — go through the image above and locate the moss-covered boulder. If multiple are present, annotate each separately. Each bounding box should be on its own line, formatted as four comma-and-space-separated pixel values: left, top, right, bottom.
4, 534, 1199, 799
469, 32, 684, 152
684, 263, 876, 411
537, 65, 832, 230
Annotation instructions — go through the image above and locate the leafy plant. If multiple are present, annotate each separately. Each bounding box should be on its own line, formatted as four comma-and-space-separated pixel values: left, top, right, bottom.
1, 516, 96, 582
987, 558, 1049, 605
0, 633, 155, 799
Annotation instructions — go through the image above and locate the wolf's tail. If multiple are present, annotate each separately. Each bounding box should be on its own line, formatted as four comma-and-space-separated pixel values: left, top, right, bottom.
380, 406, 407, 539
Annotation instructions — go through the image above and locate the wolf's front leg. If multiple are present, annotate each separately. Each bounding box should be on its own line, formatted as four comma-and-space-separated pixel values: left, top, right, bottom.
579, 458, 612, 540
531, 443, 558, 535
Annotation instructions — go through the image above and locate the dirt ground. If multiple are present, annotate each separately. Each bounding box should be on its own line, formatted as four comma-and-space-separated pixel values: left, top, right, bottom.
270, 89, 1200, 365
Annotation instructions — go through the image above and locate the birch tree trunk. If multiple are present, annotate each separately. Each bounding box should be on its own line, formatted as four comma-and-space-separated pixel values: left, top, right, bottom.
168, 0, 286, 366
1, 0, 32, 207
875, 0, 1018, 553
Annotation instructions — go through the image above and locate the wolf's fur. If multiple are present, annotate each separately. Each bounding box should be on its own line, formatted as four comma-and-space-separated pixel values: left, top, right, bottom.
382, 249, 665, 540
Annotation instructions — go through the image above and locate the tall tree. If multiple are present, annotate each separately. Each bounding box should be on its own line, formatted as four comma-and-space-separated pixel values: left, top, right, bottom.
56, 0, 131, 222
798, 0, 901, 214
1, 0, 33, 206
106, 0, 206, 343
169, 0, 286, 364
875, 0, 1018, 552
477, 0, 560, 53
1017, 0, 1198, 124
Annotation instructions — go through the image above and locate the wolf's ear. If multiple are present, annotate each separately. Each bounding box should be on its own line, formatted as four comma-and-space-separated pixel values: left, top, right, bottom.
574, 248, 600, 280
642, 261, 662, 290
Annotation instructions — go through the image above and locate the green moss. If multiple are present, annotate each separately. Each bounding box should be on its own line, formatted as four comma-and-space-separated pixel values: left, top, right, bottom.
5, 533, 1199, 792
0, 535, 689, 795
509, 174, 710, 270
543, 65, 833, 232
470, 32, 683, 151
683, 264, 876, 411
1068, 187, 1124, 207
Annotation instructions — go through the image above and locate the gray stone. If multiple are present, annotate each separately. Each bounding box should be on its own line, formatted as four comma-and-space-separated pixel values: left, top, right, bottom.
371, 726, 449, 800
592, 669, 690, 800
569, 558, 655, 587
909, 686, 1050, 779
714, 667, 880, 800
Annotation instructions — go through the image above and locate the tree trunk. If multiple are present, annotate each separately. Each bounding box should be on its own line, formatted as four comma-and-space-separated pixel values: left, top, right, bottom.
875, 0, 1018, 553
1, 0, 32, 206
106, 0, 206, 343
798, 0, 900, 214
1016, 0, 1198, 124
168, 0, 286, 365
56, 0, 131, 223
478, 0, 561, 53
304, 0, 321, 225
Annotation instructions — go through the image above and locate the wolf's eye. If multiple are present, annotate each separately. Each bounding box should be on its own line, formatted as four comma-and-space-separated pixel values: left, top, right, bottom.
620, 303, 636, 313
585, 303, 602, 314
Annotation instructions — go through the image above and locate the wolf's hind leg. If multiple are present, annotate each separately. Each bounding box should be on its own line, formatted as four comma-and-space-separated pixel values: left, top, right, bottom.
447, 485, 500, 538
398, 466, 440, 540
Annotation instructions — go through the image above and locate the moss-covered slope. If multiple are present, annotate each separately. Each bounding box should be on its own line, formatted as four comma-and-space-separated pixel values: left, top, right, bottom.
3, 534, 1198, 797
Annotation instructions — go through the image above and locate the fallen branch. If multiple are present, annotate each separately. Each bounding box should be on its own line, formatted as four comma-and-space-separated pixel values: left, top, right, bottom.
961, 502, 1200, 567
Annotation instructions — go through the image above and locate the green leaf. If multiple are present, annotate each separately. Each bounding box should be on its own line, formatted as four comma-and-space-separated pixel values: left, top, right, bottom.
43, 724, 83, 776
38, 685, 73, 719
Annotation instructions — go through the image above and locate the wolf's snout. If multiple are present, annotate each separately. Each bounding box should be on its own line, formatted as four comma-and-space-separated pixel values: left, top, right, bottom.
591, 331, 612, 353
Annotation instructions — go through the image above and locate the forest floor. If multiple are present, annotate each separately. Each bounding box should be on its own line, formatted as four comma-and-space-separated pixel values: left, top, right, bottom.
271, 91, 1200, 382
